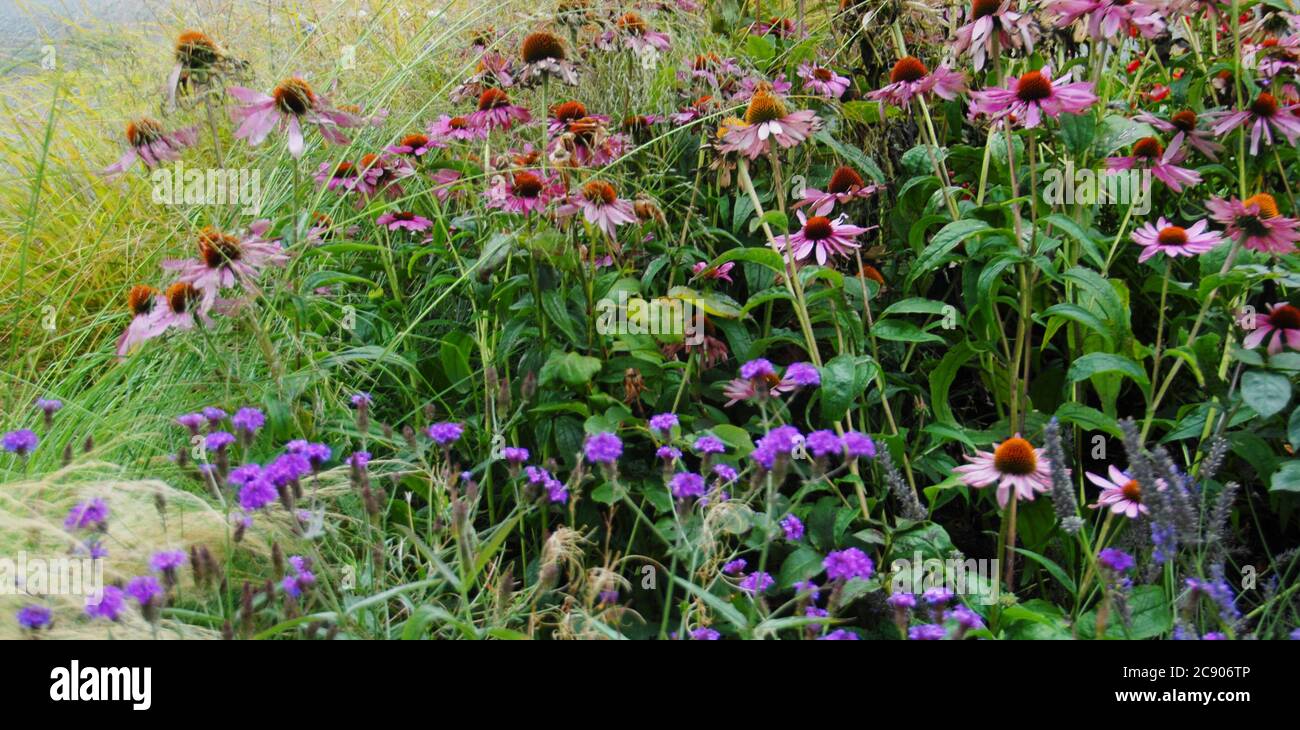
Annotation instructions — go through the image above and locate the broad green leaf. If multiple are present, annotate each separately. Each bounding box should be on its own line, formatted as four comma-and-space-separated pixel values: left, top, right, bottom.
1241, 370, 1292, 419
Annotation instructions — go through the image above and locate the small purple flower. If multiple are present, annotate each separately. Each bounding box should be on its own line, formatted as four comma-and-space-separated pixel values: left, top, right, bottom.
656, 445, 682, 461
648, 412, 679, 435
228, 463, 263, 486
303, 442, 332, 469
1290, 628, 1300, 640
64, 498, 109, 531
712, 463, 738, 483
584, 432, 623, 465
281, 574, 305, 598
426, 421, 464, 446
887, 592, 916, 609
738, 571, 775, 596
782, 362, 820, 388
36, 398, 63, 428
176, 412, 205, 434
1098, 548, 1135, 574
945, 604, 984, 631
824, 547, 874, 581
2, 429, 38, 455
740, 358, 776, 380
670, 471, 706, 499
239, 478, 278, 511
693, 435, 726, 454
204, 431, 235, 452
350, 392, 373, 407
525, 465, 552, 485
544, 477, 569, 504
149, 550, 187, 572
125, 575, 163, 606
908, 624, 946, 640
722, 558, 748, 575
85, 585, 125, 621
923, 587, 953, 607
502, 446, 530, 464
349, 451, 371, 470
689, 627, 721, 640
793, 580, 821, 601
806, 429, 842, 458
202, 406, 227, 425
232, 407, 266, 435
780, 514, 805, 541
1202, 632, 1227, 640
842, 431, 876, 458
266, 453, 308, 485
17, 605, 52, 630
819, 629, 860, 640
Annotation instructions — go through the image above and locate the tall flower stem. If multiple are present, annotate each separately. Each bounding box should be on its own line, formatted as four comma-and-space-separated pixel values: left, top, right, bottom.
737, 159, 821, 367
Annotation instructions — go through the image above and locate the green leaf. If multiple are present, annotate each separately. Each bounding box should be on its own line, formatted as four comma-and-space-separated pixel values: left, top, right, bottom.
870, 319, 946, 344
713, 246, 786, 274
820, 354, 876, 421
813, 130, 886, 183
1012, 547, 1077, 595
1054, 402, 1122, 437
539, 351, 603, 387
1067, 352, 1149, 387
1078, 585, 1171, 639
1289, 409, 1300, 451
778, 546, 826, 588
1270, 461, 1300, 493
906, 219, 992, 287
1241, 370, 1292, 419
930, 341, 975, 426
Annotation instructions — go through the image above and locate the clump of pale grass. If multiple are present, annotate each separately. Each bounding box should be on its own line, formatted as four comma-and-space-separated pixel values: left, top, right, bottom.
0, 460, 284, 639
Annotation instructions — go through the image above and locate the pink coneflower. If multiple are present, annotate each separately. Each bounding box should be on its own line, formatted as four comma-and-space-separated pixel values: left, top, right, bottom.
953, 435, 1054, 508
734, 74, 792, 101
548, 100, 595, 136
487, 170, 561, 215
867, 56, 966, 107
1045, 0, 1165, 40
776, 211, 870, 265
167, 30, 226, 108
1105, 135, 1202, 193
315, 160, 363, 193
558, 180, 638, 239
719, 87, 821, 159
797, 62, 850, 99
163, 222, 287, 306
1251, 35, 1300, 79
517, 31, 579, 86
752, 16, 801, 39
376, 211, 433, 233
430, 168, 464, 203
116, 285, 165, 357
969, 67, 1097, 128
599, 12, 671, 54
1206, 193, 1300, 254
228, 77, 360, 158
1130, 218, 1224, 263
953, 0, 1037, 71
692, 261, 735, 283
471, 88, 532, 131
450, 52, 517, 104
152, 282, 207, 332
1134, 109, 1224, 161
1243, 302, 1300, 354
1086, 465, 1149, 519
428, 114, 488, 142
352, 153, 415, 199
386, 132, 443, 158
103, 118, 198, 177
670, 94, 716, 125
796, 166, 883, 216
550, 115, 627, 167
1207, 92, 1300, 155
